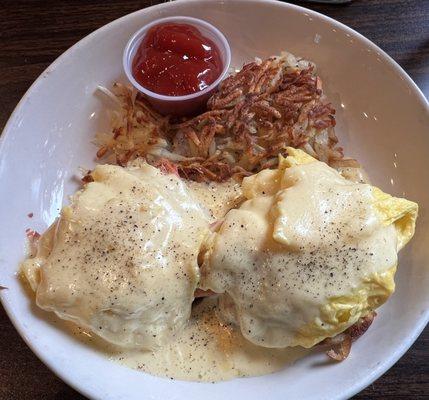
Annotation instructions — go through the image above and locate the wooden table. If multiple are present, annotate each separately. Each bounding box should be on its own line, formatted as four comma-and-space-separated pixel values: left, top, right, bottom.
0, 1, 427, 399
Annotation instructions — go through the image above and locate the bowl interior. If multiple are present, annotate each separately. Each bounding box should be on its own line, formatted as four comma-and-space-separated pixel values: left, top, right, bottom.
0, 1, 428, 400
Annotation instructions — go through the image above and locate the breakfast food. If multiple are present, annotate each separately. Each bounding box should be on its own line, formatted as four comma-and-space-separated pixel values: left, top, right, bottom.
22, 162, 210, 348
200, 148, 417, 349
21, 46, 418, 382
96, 52, 356, 182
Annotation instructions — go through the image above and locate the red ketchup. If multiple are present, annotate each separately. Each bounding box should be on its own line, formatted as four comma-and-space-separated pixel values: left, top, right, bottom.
132, 23, 223, 97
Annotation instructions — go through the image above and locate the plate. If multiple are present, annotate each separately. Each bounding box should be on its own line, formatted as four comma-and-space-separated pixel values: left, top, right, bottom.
0, 1, 428, 399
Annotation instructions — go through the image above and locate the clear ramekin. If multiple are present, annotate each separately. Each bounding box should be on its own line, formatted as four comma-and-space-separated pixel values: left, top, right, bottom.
123, 16, 231, 116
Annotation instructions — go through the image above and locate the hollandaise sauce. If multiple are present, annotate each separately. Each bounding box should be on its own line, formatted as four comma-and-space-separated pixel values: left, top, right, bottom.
187, 179, 243, 221
21, 150, 417, 383
70, 296, 308, 382
113, 297, 309, 381
200, 149, 417, 350
21, 162, 212, 349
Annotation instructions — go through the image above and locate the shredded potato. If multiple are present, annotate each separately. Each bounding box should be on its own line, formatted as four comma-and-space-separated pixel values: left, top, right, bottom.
95, 52, 358, 181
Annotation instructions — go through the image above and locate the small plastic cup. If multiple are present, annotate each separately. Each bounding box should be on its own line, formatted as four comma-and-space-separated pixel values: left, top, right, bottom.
123, 16, 231, 117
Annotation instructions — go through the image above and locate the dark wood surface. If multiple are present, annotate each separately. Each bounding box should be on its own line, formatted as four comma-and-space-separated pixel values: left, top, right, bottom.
0, 1, 427, 399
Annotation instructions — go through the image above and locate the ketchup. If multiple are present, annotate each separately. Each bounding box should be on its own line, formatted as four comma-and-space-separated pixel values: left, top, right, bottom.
132, 23, 223, 96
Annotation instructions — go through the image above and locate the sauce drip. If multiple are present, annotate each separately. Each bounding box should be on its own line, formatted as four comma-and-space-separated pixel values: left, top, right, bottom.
132, 23, 223, 96
112, 297, 309, 382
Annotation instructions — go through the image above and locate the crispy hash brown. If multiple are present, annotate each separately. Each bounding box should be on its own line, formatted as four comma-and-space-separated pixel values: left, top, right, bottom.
322, 312, 377, 361
95, 52, 358, 182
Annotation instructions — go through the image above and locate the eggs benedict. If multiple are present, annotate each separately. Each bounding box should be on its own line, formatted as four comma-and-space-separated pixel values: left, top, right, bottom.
200, 148, 417, 348
21, 162, 210, 349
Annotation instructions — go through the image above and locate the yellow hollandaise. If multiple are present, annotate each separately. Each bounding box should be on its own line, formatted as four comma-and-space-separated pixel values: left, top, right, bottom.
22, 162, 211, 349
201, 148, 417, 349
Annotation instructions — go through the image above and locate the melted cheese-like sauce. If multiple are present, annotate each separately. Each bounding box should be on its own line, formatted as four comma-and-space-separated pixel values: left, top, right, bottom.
23, 166, 304, 382
188, 180, 243, 221
21, 163, 211, 349
75, 297, 306, 382
21, 158, 415, 382
201, 160, 399, 348
114, 297, 308, 381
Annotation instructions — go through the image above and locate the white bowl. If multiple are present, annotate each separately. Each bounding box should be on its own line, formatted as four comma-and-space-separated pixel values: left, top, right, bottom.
0, 1, 427, 399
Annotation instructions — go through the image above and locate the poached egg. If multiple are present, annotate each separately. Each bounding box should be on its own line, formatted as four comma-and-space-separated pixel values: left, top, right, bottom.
22, 162, 210, 349
201, 148, 417, 348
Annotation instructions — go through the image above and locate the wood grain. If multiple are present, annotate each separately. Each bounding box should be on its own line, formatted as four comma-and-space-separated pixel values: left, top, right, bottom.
0, 1, 427, 399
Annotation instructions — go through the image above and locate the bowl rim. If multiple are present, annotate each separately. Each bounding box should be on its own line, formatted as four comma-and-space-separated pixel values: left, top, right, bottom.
122, 15, 232, 101
0, 1, 428, 400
